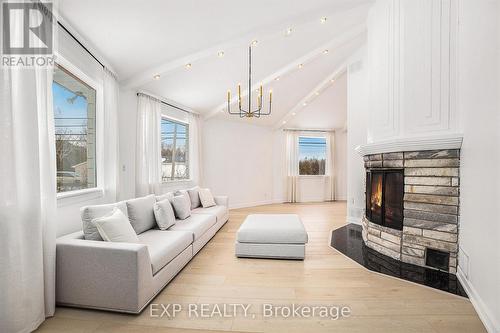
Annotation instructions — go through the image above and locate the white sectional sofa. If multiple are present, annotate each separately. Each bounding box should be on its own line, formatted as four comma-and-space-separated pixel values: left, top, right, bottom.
55, 192, 228, 313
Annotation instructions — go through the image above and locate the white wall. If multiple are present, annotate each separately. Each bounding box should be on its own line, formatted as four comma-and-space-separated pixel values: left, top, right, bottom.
456, 1, 500, 331
202, 118, 274, 208
346, 52, 368, 225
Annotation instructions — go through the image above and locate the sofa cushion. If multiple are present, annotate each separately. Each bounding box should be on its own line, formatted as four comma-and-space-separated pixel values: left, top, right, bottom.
137, 230, 192, 275
81, 201, 128, 241
191, 205, 228, 222
126, 195, 156, 234
93, 208, 139, 243
187, 186, 201, 210
169, 214, 217, 241
237, 214, 308, 244
198, 188, 216, 208
171, 193, 191, 220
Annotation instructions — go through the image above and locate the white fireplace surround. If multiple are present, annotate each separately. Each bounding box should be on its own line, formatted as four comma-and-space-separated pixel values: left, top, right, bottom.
355, 134, 464, 156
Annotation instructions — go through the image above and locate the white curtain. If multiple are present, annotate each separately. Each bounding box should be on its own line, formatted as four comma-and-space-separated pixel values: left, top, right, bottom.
326, 131, 336, 201
285, 130, 300, 202
188, 113, 203, 185
0, 66, 57, 331
103, 68, 120, 201
136, 94, 162, 196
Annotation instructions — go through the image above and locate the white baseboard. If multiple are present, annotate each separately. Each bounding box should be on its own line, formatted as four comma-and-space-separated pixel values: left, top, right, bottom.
457, 266, 500, 333
229, 199, 282, 210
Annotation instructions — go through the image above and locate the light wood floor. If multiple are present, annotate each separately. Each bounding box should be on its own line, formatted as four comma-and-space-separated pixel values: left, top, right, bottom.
37, 202, 486, 333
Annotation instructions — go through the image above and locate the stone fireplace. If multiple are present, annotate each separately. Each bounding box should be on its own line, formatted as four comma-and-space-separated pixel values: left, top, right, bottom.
360, 149, 460, 274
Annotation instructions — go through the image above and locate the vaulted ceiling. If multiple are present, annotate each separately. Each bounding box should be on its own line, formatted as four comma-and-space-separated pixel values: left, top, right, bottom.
59, 0, 373, 127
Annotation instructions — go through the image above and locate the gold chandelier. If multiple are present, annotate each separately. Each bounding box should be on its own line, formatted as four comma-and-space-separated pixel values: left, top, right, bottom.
227, 43, 272, 118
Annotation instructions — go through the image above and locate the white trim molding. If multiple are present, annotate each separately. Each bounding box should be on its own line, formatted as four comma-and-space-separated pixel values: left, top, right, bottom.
355, 134, 463, 156
457, 267, 500, 333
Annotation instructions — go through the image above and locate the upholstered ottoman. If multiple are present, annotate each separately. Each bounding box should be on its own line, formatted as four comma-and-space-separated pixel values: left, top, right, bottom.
235, 214, 308, 260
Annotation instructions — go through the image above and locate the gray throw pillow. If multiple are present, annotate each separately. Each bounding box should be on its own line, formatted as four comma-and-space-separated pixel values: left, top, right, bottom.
81, 201, 128, 240
187, 186, 201, 210
154, 199, 176, 230
171, 194, 191, 220
125, 194, 156, 234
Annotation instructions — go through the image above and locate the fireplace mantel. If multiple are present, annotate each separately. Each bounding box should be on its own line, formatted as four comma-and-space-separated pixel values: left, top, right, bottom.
355, 134, 463, 156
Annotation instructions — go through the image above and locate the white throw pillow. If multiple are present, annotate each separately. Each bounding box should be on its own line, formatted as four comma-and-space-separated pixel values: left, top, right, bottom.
154, 199, 176, 230
171, 194, 191, 220
92, 208, 139, 243
199, 188, 216, 208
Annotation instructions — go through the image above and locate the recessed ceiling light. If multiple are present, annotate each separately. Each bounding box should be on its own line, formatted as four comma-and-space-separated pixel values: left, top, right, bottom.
315, 91, 320, 96
275, 77, 280, 81
217, 51, 225, 57
282, 120, 287, 124
323, 49, 329, 54
320, 17, 327, 24
292, 112, 296, 116
303, 102, 307, 106
251, 40, 258, 46
185, 63, 192, 69
153, 74, 161, 80
330, 78, 335, 83
285, 27, 293, 36
298, 63, 304, 69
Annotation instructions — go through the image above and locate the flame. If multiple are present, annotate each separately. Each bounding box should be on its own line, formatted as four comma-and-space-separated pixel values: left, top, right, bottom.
371, 179, 382, 209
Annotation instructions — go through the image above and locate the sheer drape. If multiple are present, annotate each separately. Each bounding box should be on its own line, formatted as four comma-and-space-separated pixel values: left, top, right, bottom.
136, 95, 162, 196
326, 131, 336, 201
103, 69, 120, 201
285, 131, 300, 202
0, 65, 56, 331
188, 113, 203, 185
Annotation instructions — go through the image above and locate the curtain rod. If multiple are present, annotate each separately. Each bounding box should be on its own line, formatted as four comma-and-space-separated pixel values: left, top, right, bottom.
57, 21, 105, 69
136, 92, 195, 115
283, 128, 335, 133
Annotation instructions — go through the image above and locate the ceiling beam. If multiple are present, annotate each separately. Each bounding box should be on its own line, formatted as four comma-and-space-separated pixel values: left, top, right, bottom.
203, 25, 366, 120
120, 3, 372, 89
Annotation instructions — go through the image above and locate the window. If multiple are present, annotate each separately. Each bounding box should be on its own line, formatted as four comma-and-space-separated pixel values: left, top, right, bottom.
298, 136, 327, 175
53, 64, 97, 193
161, 118, 189, 181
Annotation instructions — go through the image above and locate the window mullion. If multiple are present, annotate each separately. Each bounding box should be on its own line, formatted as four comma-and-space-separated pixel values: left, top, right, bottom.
171, 123, 177, 181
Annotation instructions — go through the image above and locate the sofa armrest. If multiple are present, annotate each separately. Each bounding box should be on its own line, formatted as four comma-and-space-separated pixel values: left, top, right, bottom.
214, 195, 229, 207
56, 238, 153, 313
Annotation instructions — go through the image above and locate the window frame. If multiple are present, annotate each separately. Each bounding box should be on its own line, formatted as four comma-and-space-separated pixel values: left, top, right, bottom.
297, 135, 328, 177
160, 116, 190, 182
54, 54, 104, 201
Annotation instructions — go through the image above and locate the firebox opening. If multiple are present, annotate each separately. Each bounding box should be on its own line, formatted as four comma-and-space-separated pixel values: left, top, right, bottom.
426, 248, 450, 271
366, 169, 404, 230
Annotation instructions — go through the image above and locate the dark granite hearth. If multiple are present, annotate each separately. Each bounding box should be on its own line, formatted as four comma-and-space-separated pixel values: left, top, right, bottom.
330, 224, 467, 297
